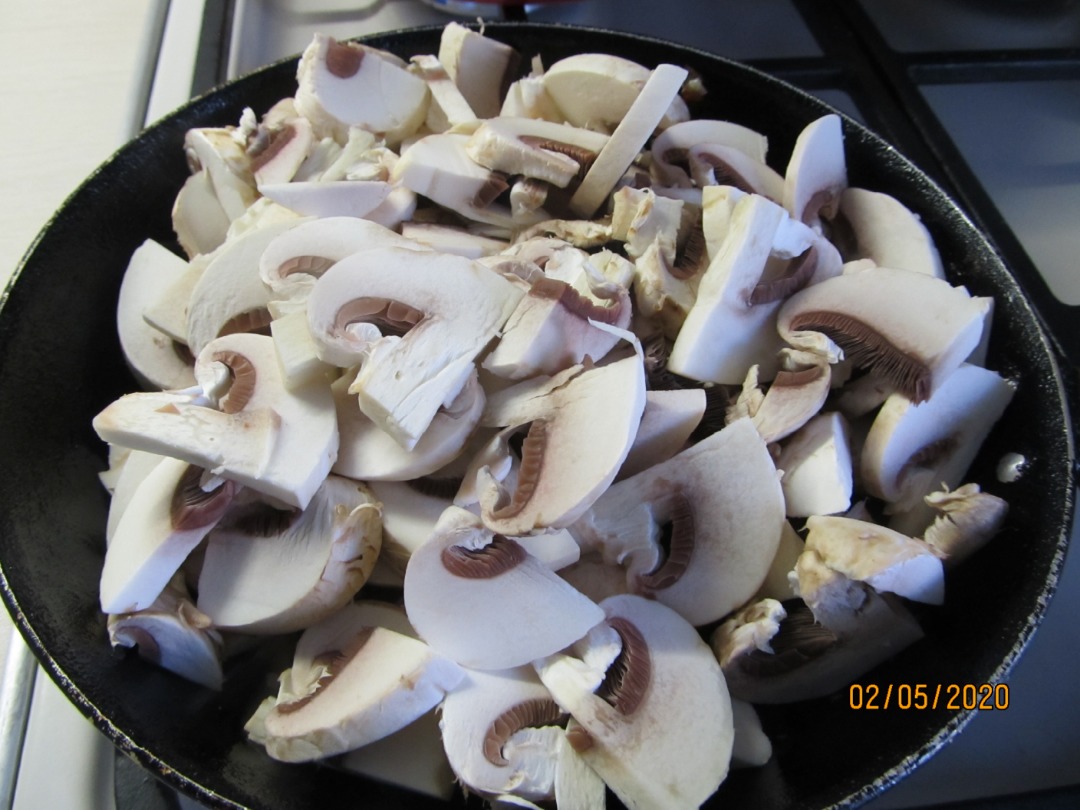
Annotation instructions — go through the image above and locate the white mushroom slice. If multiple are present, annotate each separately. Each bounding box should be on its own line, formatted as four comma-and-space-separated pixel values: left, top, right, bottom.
364, 185, 419, 230
105, 449, 170, 543
249, 117, 314, 187
185, 220, 301, 357
116, 239, 196, 391
398, 222, 509, 258
501, 74, 563, 122
618, 387, 706, 479
542, 54, 687, 134
776, 411, 854, 518
481, 276, 632, 379
610, 185, 685, 260
366, 479, 452, 575
570, 417, 784, 627
93, 333, 339, 509
861, 362, 1015, 516
568, 63, 689, 218
307, 247, 521, 449
668, 193, 815, 384
332, 368, 484, 481
554, 729, 607, 810
411, 53, 477, 131
712, 589, 924, 704
101, 458, 236, 614
269, 309, 332, 390
184, 127, 258, 221
439, 665, 565, 801
688, 143, 785, 200
108, 574, 224, 690
294, 34, 429, 145
259, 216, 427, 311
172, 169, 230, 258
834, 187, 944, 278
476, 353, 647, 535
196, 476, 380, 634
257, 180, 391, 219
921, 483, 1009, 568
253, 601, 465, 762
466, 117, 609, 188
438, 22, 520, 119
804, 515, 945, 605
730, 699, 772, 768
534, 594, 733, 810
392, 132, 534, 229
777, 267, 992, 403
833, 370, 896, 419
752, 520, 805, 603
403, 506, 604, 670
142, 252, 208, 345
651, 119, 769, 188
783, 114, 847, 227
740, 348, 833, 444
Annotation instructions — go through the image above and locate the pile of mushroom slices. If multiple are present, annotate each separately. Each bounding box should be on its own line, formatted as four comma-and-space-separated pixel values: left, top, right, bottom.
91, 21, 1017, 810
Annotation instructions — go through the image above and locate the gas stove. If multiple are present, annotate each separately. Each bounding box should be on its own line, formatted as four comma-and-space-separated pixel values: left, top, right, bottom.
3, 2, 1079, 809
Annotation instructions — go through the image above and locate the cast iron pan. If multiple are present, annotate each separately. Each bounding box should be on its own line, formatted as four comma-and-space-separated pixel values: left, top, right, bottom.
0, 23, 1075, 810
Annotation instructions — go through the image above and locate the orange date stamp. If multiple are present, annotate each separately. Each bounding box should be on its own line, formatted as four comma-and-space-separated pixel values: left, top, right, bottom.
848, 682, 1009, 711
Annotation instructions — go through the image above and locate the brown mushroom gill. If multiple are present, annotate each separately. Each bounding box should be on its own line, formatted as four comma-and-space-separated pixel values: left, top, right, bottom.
441, 534, 529, 579
248, 123, 299, 173
215, 500, 301, 536
472, 173, 512, 209
801, 187, 841, 226
489, 420, 547, 522
171, 464, 237, 532
897, 435, 961, 490
209, 350, 258, 413
334, 297, 426, 338
276, 633, 375, 715
747, 245, 817, 306
772, 362, 828, 389
217, 308, 274, 339
518, 136, 598, 182
693, 149, 755, 194
406, 475, 466, 499
325, 38, 364, 78
786, 310, 932, 403
596, 617, 652, 716
739, 600, 838, 678
276, 255, 338, 280
482, 697, 567, 767
637, 490, 695, 594
529, 277, 627, 325
669, 222, 707, 281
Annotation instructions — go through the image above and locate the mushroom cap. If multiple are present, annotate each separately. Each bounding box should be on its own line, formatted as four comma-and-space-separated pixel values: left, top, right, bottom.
783, 114, 847, 227
403, 506, 604, 670
196, 475, 382, 634
534, 594, 734, 810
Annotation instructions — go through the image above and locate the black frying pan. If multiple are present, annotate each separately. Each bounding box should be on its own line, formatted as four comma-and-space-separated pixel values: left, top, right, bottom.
0, 23, 1074, 810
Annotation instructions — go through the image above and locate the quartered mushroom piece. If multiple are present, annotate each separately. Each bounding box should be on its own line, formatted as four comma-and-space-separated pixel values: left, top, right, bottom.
534, 594, 734, 810
403, 506, 604, 670
93, 332, 339, 509
775, 411, 854, 518
833, 187, 945, 278
247, 601, 465, 762
196, 475, 382, 634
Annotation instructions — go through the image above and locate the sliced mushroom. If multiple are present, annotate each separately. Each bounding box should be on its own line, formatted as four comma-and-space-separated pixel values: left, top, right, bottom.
650, 119, 769, 188
439, 665, 566, 801
116, 239, 196, 391
751, 520, 805, 603
688, 142, 784, 200
411, 53, 477, 131
733, 347, 833, 444
542, 54, 688, 135
570, 416, 785, 626
730, 699, 772, 768
466, 117, 609, 188
196, 475, 381, 634
921, 483, 1009, 568
365, 479, 451, 576
250, 601, 465, 762
104, 449, 170, 543
833, 187, 944, 278
861, 362, 1015, 517
108, 572, 224, 690
100, 457, 235, 614
172, 169, 230, 258
268, 309, 333, 390
332, 367, 485, 481
403, 506, 604, 670
399, 221, 509, 258
338, 709, 456, 800
476, 351, 647, 535
438, 21, 520, 120
803, 515, 945, 605
249, 117, 315, 187
534, 594, 734, 810
783, 114, 846, 228
93, 332, 339, 509
294, 34, 430, 145
257, 179, 391, 219
776, 411, 854, 518
568, 63, 689, 218
184, 126, 258, 221
618, 387, 706, 479
668, 192, 816, 384
777, 267, 992, 404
